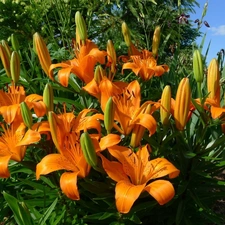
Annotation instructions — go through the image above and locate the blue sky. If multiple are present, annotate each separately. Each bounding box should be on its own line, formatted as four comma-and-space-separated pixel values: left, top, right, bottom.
191, 0, 225, 63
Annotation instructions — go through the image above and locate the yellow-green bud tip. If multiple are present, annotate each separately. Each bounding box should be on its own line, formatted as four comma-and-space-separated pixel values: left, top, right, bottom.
11, 34, 20, 51
10, 51, 20, 84
193, 49, 203, 83
75, 11, 87, 42
20, 102, 33, 129
43, 83, 54, 113
104, 97, 115, 133
80, 132, 98, 168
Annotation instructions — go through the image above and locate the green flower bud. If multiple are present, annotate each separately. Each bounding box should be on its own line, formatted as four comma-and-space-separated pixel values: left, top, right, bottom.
202, 2, 208, 18
1, 40, 11, 59
0, 44, 11, 77
20, 102, 33, 129
75, 11, 87, 42
10, 51, 20, 84
193, 49, 203, 83
80, 132, 98, 168
11, 34, 20, 51
94, 65, 105, 85
43, 83, 54, 113
104, 97, 115, 134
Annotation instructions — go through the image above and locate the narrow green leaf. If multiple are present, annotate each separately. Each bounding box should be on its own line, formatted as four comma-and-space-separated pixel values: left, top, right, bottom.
3, 192, 34, 225
176, 200, 185, 225
38, 198, 58, 225
52, 209, 66, 225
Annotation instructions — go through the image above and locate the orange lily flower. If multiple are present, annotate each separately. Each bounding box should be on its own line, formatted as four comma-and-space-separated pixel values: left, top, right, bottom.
49, 39, 107, 87
83, 76, 127, 111
36, 108, 102, 200
105, 80, 157, 135
122, 50, 169, 81
36, 133, 90, 200
0, 84, 46, 124
99, 144, 180, 213
196, 98, 225, 119
0, 121, 41, 178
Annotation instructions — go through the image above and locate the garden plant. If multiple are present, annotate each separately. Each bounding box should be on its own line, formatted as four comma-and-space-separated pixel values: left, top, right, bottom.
0, 0, 225, 224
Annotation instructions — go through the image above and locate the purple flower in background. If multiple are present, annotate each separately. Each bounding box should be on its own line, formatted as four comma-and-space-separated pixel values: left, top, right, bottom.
177, 13, 190, 24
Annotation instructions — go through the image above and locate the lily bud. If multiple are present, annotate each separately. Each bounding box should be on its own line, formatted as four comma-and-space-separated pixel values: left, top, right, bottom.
202, 2, 208, 18
80, 132, 98, 168
193, 49, 203, 83
43, 83, 54, 113
33, 32, 53, 79
10, 51, 20, 84
11, 34, 20, 51
107, 40, 117, 75
20, 102, 33, 129
152, 26, 161, 57
75, 11, 87, 43
160, 85, 171, 125
104, 97, 115, 134
130, 104, 151, 148
94, 65, 105, 85
75, 27, 81, 47
174, 78, 191, 131
1, 40, 11, 59
0, 44, 11, 77
48, 111, 61, 152
122, 22, 132, 47
207, 58, 220, 103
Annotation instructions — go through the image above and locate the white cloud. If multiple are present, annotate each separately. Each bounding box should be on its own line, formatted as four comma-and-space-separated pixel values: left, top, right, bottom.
210, 25, 225, 36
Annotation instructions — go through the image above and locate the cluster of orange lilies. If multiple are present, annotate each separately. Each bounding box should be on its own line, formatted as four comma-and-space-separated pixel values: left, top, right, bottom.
0, 12, 223, 214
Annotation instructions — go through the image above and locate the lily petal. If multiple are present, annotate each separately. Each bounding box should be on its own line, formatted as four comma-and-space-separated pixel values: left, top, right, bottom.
122, 62, 141, 75
99, 134, 121, 151
60, 171, 80, 200
115, 180, 145, 213
131, 113, 157, 136
83, 79, 100, 100
99, 154, 129, 182
144, 180, 175, 205
150, 158, 180, 179
25, 94, 43, 102
57, 67, 73, 87
211, 106, 225, 119
17, 129, 41, 146
36, 154, 77, 179
0, 104, 20, 124
0, 155, 11, 178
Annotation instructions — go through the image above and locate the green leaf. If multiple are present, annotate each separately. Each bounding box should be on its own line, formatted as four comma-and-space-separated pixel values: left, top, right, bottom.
99, 212, 118, 220
84, 212, 116, 220
149, 0, 157, 4
38, 198, 58, 225
54, 97, 84, 110
183, 151, 196, 159
176, 200, 185, 225
3, 192, 34, 225
51, 209, 66, 225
